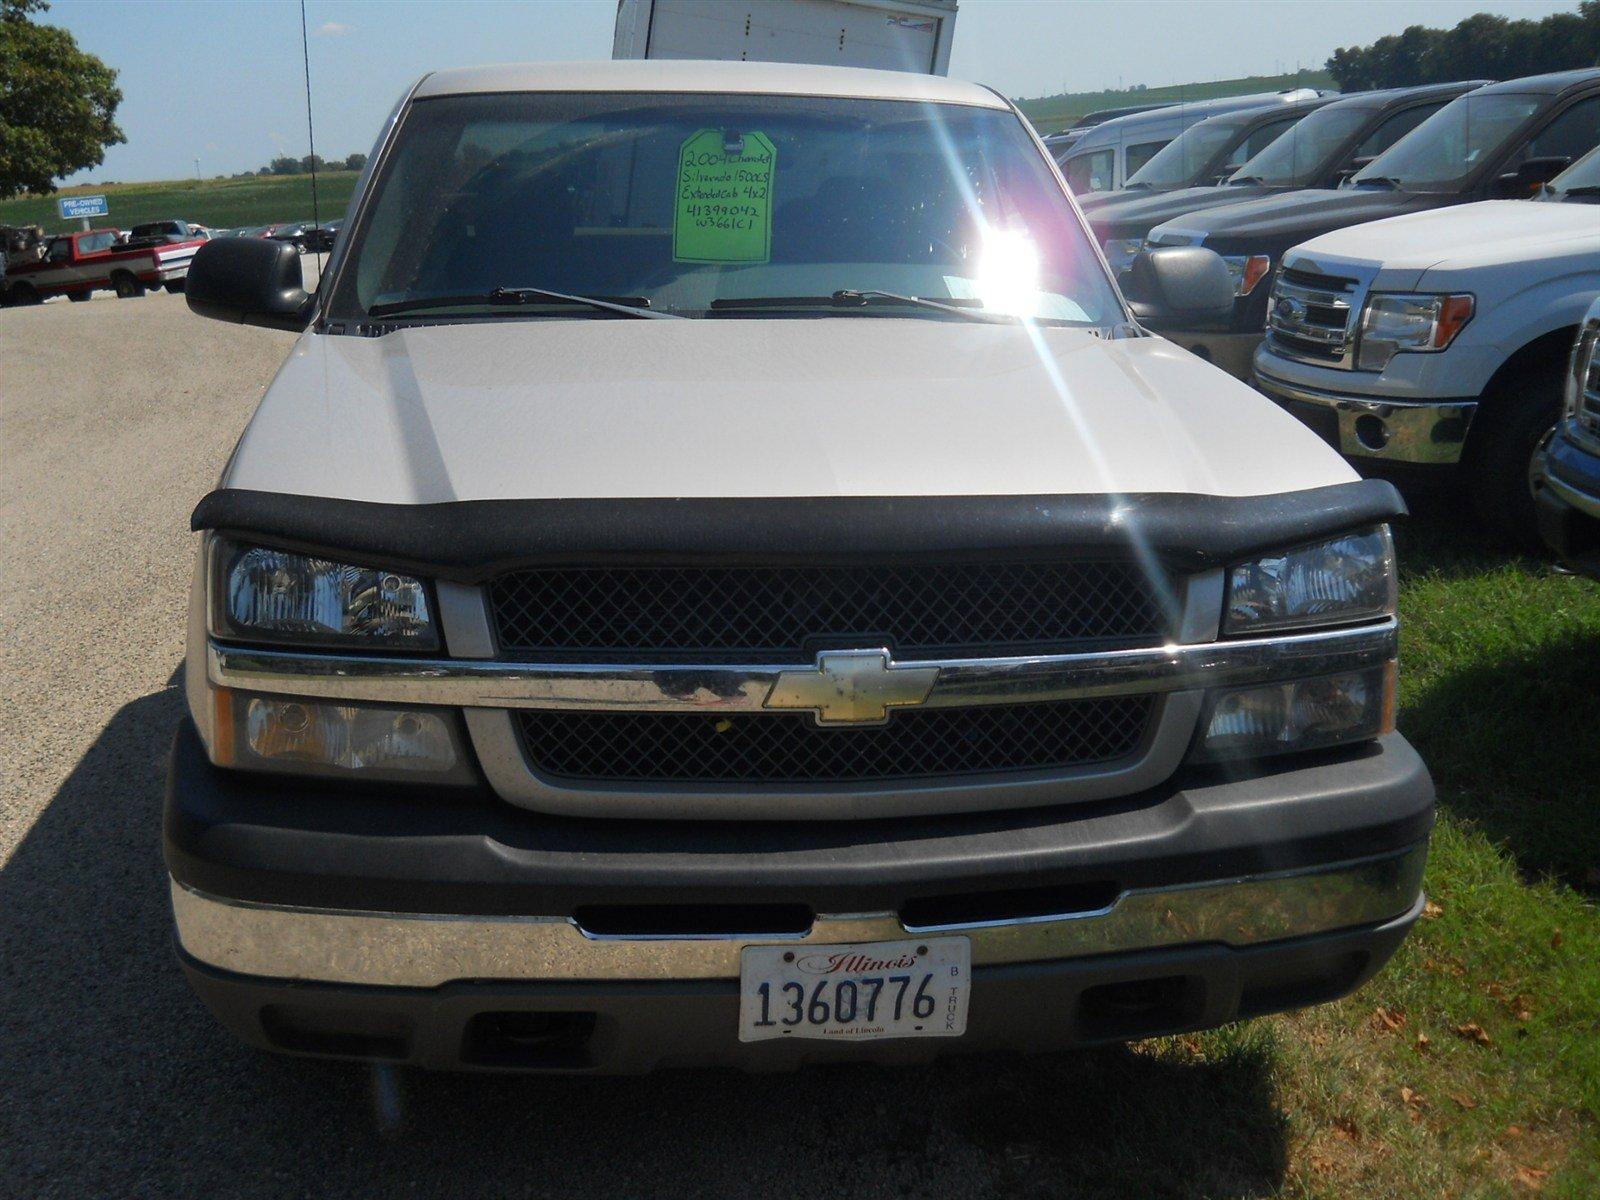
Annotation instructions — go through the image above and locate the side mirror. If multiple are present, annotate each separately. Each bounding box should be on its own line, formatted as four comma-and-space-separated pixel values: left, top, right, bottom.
1336, 154, 1377, 185
186, 236, 314, 331
1122, 246, 1236, 329
1493, 155, 1571, 198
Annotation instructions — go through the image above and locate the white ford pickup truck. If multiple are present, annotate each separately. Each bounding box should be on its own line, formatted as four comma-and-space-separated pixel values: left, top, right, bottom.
1254, 145, 1600, 547
170, 61, 1431, 1073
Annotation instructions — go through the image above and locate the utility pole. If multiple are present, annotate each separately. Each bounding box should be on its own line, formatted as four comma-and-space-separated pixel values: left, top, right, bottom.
194, 156, 201, 182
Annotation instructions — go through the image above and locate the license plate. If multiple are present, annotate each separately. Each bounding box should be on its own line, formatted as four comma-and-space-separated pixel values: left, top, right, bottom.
738, 937, 970, 1042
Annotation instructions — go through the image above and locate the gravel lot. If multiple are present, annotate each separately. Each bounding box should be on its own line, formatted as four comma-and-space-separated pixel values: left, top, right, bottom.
2, 277, 1284, 1200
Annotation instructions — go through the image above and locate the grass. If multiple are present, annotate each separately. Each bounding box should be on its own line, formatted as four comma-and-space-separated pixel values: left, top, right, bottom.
1056, 490, 1600, 1199
1016, 69, 1338, 134
0, 172, 360, 234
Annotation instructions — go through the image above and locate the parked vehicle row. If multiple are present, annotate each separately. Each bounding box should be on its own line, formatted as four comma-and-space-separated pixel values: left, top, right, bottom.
1098, 68, 1600, 551
1054, 87, 1331, 195
1088, 81, 1485, 285
1, 224, 202, 304
0, 213, 344, 304
1143, 71, 1600, 376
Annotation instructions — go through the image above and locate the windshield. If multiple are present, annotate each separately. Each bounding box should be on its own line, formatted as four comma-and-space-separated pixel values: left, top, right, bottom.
1232, 105, 1368, 186
329, 92, 1122, 326
1122, 117, 1245, 189
1352, 92, 1541, 191
1550, 144, 1600, 196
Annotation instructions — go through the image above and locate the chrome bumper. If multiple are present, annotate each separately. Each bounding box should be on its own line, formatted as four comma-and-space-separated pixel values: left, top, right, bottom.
171, 845, 1427, 987
1256, 372, 1476, 465
1545, 465, 1600, 520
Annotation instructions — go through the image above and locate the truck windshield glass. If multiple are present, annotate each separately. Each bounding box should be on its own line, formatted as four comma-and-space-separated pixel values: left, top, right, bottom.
331, 92, 1121, 326
1232, 106, 1367, 186
1351, 92, 1541, 191
1122, 117, 1245, 189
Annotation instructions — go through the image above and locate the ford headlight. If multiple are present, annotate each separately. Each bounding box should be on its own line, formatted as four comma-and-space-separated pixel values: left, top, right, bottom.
1219, 254, 1272, 297
1356, 292, 1474, 371
212, 541, 438, 649
1101, 237, 1144, 274
1224, 528, 1396, 635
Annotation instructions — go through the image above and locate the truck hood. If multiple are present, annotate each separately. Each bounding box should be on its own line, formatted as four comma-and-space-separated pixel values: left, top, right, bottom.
1147, 187, 1448, 256
221, 318, 1355, 504
1288, 199, 1600, 274
1088, 184, 1275, 242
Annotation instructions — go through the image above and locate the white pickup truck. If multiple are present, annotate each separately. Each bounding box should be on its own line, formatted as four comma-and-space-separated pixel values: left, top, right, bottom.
169, 60, 1430, 1073
1253, 146, 1600, 547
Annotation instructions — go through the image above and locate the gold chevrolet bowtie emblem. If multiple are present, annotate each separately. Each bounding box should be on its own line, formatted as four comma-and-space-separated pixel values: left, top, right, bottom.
765, 649, 940, 726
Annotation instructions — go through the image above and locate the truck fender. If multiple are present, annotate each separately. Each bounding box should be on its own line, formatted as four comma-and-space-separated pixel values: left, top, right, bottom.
1446, 267, 1596, 405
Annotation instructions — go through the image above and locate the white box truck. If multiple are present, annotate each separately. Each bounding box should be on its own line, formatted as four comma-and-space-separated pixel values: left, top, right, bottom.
613, 0, 957, 75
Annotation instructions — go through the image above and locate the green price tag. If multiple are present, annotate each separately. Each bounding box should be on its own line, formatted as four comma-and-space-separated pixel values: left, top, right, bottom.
673, 129, 776, 264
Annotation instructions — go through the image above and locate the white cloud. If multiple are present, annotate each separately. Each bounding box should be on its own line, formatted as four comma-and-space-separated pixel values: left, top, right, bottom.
317, 21, 352, 36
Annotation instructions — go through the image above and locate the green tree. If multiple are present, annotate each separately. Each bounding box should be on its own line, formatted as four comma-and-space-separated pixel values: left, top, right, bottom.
1327, 1, 1600, 90
0, 0, 124, 199
343, 151, 366, 171
268, 154, 301, 176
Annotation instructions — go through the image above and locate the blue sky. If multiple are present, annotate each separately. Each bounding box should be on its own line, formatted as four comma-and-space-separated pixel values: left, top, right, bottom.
47, 0, 1580, 184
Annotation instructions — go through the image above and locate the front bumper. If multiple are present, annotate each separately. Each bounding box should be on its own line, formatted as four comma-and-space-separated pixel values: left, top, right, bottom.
1254, 370, 1477, 466
1537, 431, 1600, 579
166, 720, 1433, 1070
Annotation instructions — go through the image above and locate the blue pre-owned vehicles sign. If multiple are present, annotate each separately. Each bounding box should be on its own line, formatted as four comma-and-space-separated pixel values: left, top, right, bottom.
57, 194, 109, 220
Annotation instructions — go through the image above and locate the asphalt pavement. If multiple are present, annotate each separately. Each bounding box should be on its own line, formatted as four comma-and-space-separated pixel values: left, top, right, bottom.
0, 276, 1283, 1200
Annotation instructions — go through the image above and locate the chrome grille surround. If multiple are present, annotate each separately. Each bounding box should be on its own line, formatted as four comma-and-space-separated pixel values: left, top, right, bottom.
1265, 263, 1370, 370
1571, 317, 1600, 453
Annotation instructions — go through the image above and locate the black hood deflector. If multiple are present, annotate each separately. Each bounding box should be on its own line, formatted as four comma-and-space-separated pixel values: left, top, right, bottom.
191, 481, 1406, 581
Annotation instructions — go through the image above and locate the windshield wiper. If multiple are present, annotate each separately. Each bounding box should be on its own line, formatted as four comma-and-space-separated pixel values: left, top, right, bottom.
1229, 175, 1266, 186
710, 289, 1015, 323
368, 286, 676, 320
1354, 175, 1403, 190
1557, 185, 1600, 199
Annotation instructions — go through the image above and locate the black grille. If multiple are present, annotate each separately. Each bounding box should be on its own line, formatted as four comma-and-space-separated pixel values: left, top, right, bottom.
1268, 330, 1344, 363
1280, 266, 1357, 292
489, 561, 1169, 661
515, 696, 1155, 785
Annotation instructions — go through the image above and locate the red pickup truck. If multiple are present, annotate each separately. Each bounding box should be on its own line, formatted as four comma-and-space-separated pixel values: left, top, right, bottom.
2, 228, 201, 305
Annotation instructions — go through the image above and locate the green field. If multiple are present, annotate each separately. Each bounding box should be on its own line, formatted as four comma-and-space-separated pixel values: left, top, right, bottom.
0, 172, 360, 234
1017, 70, 1338, 134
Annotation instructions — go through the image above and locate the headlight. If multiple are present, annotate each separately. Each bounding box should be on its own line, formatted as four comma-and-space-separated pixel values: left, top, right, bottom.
1196, 665, 1395, 760
1224, 528, 1396, 635
212, 692, 474, 783
213, 541, 438, 649
1356, 292, 1474, 371
1219, 254, 1272, 297
1101, 237, 1144, 273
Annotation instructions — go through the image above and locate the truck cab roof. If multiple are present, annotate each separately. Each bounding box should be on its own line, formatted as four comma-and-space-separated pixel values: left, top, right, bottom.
1473, 67, 1600, 97
412, 58, 1007, 109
